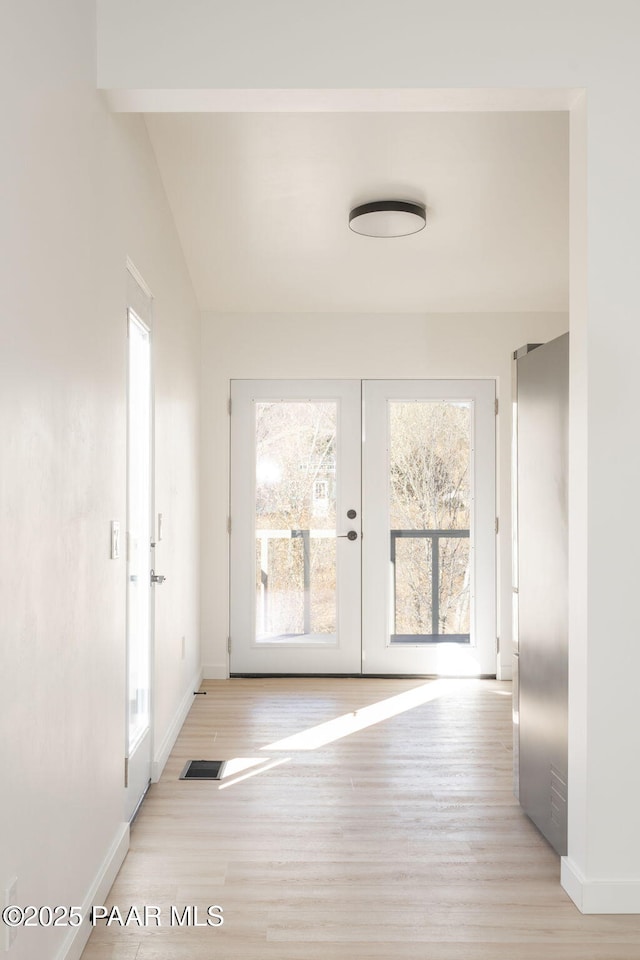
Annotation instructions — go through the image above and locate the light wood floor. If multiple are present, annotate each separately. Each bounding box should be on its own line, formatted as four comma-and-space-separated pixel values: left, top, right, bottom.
81, 678, 640, 960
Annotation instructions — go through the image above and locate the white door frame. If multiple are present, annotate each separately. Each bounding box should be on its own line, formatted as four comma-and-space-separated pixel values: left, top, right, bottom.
229, 378, 497, 677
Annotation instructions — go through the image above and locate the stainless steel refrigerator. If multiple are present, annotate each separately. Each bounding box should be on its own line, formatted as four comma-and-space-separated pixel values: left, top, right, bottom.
512, 333, 569, 855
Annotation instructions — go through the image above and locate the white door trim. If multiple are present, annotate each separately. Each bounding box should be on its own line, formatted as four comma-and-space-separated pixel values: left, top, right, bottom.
229, 378, 497, 677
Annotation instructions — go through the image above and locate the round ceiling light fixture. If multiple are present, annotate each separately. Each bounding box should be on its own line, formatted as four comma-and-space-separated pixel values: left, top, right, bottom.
348, 199, 426, 238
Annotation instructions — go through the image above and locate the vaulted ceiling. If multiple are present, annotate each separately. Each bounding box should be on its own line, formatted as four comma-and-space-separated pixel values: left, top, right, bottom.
145, 111, 568, 314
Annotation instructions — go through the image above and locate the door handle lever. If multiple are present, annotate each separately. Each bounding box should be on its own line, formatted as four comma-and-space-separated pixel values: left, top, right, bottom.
337, 530, 358, 541
150, 569, 166, 584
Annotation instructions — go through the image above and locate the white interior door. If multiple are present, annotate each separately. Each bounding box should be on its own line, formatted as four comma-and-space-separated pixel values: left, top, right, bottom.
362, 379, 496, 675
229, 379, 496, 676
125, 280, 153, 819
229, 380, 362, 674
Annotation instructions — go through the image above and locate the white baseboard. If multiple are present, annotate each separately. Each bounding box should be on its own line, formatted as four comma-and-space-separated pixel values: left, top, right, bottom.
56, 822, 129, 960
203, 661, 229, 679
151, 665, 204, 782
561, 857, 640, 913
497, 661, 513, 681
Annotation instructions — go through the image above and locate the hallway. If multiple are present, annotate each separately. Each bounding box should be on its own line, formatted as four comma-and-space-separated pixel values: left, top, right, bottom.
81, 679, 640, 959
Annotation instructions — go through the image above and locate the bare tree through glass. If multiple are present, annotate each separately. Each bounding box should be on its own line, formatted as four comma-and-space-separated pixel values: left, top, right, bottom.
389, 401, 471, 641
255, 401, 337, 641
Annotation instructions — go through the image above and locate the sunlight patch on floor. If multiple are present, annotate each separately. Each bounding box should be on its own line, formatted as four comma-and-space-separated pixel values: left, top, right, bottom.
218, 756, 290, 790
221, 756, 271, 777
262, 679, 464, 751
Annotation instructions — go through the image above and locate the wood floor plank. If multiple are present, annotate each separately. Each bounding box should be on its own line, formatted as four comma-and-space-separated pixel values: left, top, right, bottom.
79, 946, 140, 960
80, 678, 640, 959
131, 944, 640, 960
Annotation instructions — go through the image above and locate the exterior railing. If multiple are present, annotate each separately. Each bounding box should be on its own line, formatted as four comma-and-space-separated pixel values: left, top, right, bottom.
390, 529, 470, 643
256, 527, 471, 643
256, 528, 334, 636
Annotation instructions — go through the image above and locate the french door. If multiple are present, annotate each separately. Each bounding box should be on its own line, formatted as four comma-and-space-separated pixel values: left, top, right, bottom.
125, 267, 154, 821
230, 380, 361, 673
229, 379, 496, 676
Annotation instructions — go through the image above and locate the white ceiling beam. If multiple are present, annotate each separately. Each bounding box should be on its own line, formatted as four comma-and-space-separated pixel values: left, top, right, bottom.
103, 87, 580, 114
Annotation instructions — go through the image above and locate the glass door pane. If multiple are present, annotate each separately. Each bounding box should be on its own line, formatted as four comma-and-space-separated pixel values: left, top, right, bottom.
255, 401, 337, 644
389, 400, 472, 643
127, 312, 151, 750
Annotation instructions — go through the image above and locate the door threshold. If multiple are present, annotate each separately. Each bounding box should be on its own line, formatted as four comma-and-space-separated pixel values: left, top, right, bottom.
231, 673, 365, 679
230, 672, 497, 680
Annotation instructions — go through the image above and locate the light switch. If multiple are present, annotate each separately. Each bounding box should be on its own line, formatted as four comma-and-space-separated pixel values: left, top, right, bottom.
111, 521, 120, 560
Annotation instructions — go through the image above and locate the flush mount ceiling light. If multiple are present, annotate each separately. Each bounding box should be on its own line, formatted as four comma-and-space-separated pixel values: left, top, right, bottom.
348, 200, 426, 238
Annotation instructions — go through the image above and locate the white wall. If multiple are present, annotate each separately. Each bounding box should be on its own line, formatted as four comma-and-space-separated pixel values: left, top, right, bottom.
94, 0, 594, 90
0, 4, 200, 958
114, 116, 202, 772
96, 0, 640, 914
201, 312, 567, 680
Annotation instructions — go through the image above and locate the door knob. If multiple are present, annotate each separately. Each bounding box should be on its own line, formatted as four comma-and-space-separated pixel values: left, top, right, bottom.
337, 531, 358, 541
347, 509, 357, 519
150, 569, 166, 584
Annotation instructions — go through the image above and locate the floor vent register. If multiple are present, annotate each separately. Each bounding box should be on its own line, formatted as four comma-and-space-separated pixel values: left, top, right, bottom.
179, 760, 226, 780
